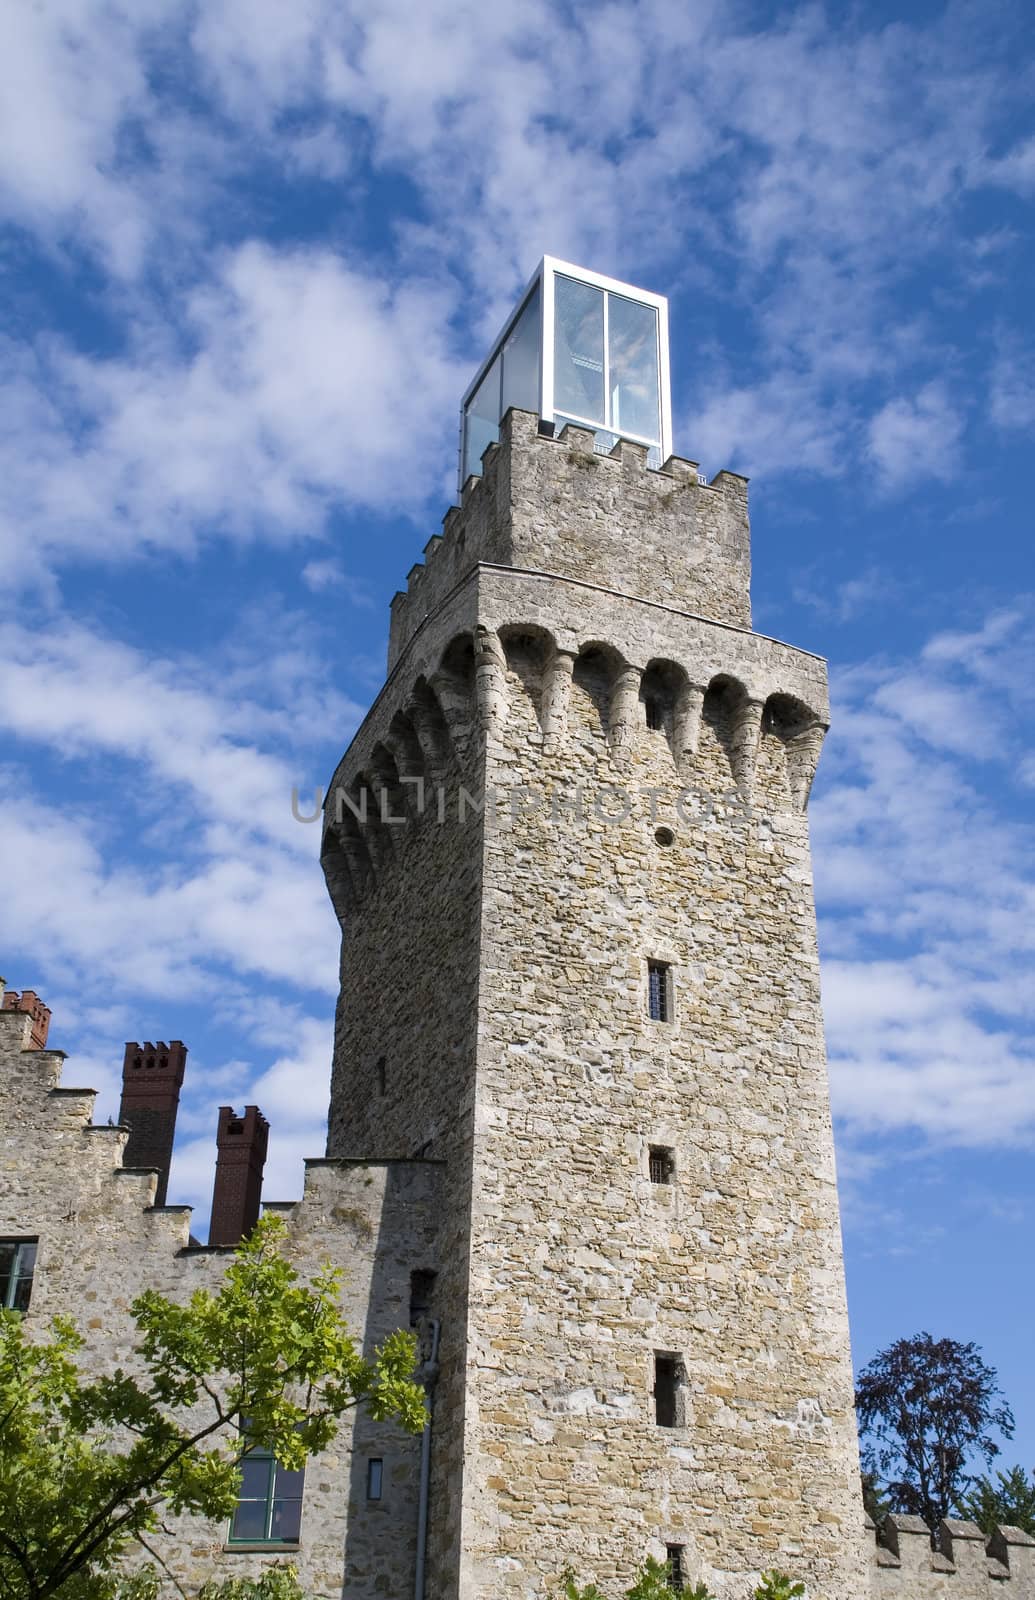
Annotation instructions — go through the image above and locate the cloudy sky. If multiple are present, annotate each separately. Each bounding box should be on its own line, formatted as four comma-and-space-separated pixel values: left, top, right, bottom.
2, 0, 1033, 1469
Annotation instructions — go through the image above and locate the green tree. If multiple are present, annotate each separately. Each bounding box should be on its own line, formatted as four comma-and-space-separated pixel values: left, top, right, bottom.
0, 1217, 427, 1600
956, 1465, 1035, 1537
118, 1569, 305, 1599
557, 1557, 715, 1599
855, 1332, 1014, 1527
753, 1574, 805, 1600
624, 1555, 681, 1599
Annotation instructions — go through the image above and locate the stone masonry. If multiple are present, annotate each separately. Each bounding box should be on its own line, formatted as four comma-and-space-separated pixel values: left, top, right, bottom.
324, 406, 854, 1598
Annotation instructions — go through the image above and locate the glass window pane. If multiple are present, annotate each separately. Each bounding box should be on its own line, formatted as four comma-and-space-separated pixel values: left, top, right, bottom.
607, 293, 660, 443
553, 275, 604, 425
11, 1274, 33, 1314
463, 354, 501, 482
0, 1243, 15, 1310
230, 1500, 267, 1541
500, 284, 540, 419
271, 1497, 303, 1540
239, 1455, 272, 1499
273, 1464, 305, 1498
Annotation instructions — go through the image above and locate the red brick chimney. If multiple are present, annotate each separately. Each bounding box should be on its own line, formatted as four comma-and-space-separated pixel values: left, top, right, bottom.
118, 1040, 188, 1207
209, 1105, 270, 1247
2, 989, 51, 1050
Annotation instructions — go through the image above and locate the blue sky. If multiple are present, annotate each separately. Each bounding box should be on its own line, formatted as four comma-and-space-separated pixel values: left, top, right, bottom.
1, 0, 1032, 1476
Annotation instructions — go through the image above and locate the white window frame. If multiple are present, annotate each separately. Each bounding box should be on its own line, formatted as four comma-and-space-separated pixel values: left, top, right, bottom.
459, 257, 672, 491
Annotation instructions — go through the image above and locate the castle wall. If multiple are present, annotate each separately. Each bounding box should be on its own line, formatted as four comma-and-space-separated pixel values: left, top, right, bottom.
388, 411, 752, 672
0, 1000, 442, 1598
867, 1516, 1035, 1598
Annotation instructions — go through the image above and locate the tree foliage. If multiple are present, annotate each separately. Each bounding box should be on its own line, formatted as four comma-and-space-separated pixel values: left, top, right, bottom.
855, 1332, 1014, 1528
956, 1465, 1035, 1538
118, 1568, 305, 1600
558, 1557, 718, 1599
0, 1217, 427, 1600
753, 1575, 805, 1600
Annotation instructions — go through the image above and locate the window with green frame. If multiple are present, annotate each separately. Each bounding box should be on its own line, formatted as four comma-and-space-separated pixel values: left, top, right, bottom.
228, 1442, 304, 1544
0, 1239, 37, 1313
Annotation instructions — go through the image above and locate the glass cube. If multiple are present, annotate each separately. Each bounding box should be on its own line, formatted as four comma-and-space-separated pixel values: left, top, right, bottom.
460, 258, 671, 490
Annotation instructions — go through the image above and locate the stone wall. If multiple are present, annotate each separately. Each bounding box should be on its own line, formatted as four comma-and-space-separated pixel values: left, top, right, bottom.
387, 410, 752, 673
868, 1516, 1035, 1598
0, 995, 442, 1598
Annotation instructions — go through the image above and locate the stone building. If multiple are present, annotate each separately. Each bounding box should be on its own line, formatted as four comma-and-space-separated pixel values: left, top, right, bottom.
2, 262, 1032, 1598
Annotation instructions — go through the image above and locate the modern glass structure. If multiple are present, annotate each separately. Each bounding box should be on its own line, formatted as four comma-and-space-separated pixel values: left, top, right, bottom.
459, 258, 672, 490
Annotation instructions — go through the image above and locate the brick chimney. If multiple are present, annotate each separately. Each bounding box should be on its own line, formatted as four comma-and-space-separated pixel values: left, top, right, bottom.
119, 1040, 188, 1207
208, 1105, 270, 1247
2, 989, 51, 1049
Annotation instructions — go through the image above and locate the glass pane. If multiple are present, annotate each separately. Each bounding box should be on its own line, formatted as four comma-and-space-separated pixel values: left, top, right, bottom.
553, 275, 604, 425
607, 293, 659, 443
273, 1464, 305, 1498
500, 284, 540, 419
463, 353, 501, 482
239, 1455, 272, 1499
11, 1274, 33, 1314
271, 1496, 303, 1540
0, 1243, 15, 1310
230, 1500, 267, 1541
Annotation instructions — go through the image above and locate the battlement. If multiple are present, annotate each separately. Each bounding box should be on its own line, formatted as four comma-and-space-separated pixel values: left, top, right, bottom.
1, 984, 52, 1048
869, 1515, 1035, 1596
122, 1040, 188, 1080
387, 409, 752, 672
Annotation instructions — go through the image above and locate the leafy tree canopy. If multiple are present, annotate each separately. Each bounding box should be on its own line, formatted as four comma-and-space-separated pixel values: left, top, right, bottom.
957, 1465, 1035, 1538
557, 1559, 805, 1599
0, 1217, 427, 1600
855, 1331, 1014, 1528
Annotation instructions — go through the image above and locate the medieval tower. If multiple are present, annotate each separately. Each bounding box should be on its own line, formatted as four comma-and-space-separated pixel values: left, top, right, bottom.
4, 259, 1032, 1598
320, 260, 863, 1599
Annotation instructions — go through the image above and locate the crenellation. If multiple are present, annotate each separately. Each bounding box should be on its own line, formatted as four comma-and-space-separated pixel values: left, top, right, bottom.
387, 408, 757, 673
867, 1516, 1035, 1597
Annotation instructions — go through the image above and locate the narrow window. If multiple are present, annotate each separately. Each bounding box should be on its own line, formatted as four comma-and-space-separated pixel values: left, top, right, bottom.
645, 696, 664, 732
0, 1239, 37, 1313
366, 1458, 383, 1501
647, 961, 671, 1023
648, 1146, 674, 1185
409, 1269, 436, 1328
653, 1353, 679, 1428
666, 1546, 686, 1592
229, 1435, 305, 1544
376, 1057, 386, 1096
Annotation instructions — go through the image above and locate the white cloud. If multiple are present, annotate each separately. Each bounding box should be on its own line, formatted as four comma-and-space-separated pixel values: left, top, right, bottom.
866, 383, 964, 489
0, 0, 1025, 551
814, 607, 1035, 1150
0, 613, 345, 1002
0, 245, 465, 571
979, 133, 1035, 195
300, 559, 374, 607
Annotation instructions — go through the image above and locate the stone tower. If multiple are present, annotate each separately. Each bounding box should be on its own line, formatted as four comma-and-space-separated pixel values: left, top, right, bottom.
321, 263, 862, 1600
